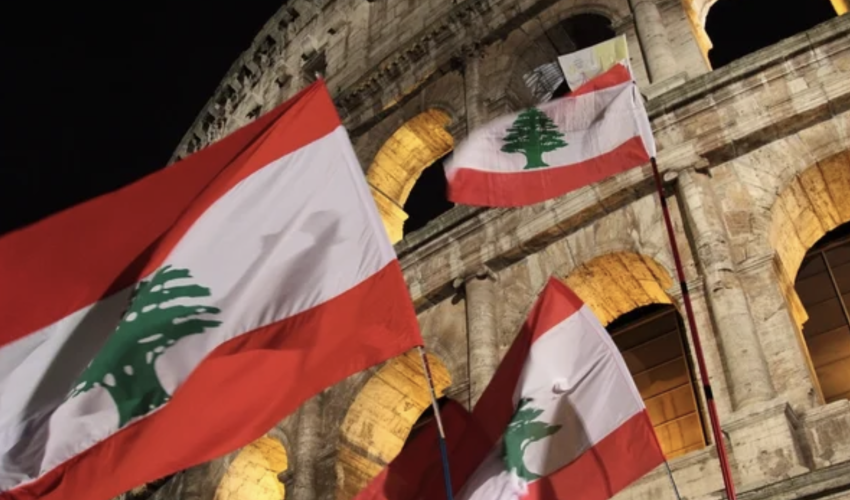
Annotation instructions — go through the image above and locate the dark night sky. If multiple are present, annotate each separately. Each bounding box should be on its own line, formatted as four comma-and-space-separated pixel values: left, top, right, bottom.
0, 2, 283, 235
0, 0, 838, 237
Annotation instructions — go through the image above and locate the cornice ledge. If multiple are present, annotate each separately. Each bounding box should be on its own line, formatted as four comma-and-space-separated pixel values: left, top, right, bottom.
403, 158, 685, 312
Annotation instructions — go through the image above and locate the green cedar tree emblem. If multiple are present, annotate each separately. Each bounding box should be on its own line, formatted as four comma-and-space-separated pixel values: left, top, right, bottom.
503, 398, 562, 482
69, 265, 222, 427
501, 107, 568, 170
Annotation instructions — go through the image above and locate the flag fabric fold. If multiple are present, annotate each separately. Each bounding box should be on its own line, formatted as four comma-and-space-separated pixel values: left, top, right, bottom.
357, 278, 664, 500
444, 63, 655, 208
0, 80, 422, 500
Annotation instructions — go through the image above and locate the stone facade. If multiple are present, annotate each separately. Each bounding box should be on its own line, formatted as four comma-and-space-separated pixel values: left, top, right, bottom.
145, 1, 850, 499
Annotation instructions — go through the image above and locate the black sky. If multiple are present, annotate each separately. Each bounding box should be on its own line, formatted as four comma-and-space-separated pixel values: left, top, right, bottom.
0, 0, 838, 237
1, 2, 283, 235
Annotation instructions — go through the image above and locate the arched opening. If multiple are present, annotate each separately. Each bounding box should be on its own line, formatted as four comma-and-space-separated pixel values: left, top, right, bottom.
705, 0, 836, 68
563, 252, 674, 326
770, 151, 850, 331
607, 304, 708, 458
520, 13, 616, 102
770, 149, 850, 404
564, 252, 707, 458
366, 110, 454, 244
794, 223, 850, 403
335, 350, 452, 500
214, 436, 289, 500
402, 153, 453, 234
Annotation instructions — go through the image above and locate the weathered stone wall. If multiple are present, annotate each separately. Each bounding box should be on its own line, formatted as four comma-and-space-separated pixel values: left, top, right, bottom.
146, 3, 850, 500
170, 0, 709, 161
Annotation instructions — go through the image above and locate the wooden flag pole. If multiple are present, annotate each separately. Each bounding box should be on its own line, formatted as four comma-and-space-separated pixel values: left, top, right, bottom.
650, 158, 737, 500
417, 346, 456, 500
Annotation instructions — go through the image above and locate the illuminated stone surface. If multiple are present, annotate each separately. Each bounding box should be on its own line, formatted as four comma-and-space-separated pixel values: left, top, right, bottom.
335, 350, 451, 500
213, 437, 288, 500
366, 109, 454, 243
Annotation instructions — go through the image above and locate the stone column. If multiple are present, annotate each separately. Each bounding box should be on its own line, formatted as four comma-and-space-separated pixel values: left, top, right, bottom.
629, 0, 678, 83
464, 48, 487, 134
737, 253, 820, 412
292, 395, 322, 500
677, 169, 775, 410
458, 267, 499, 408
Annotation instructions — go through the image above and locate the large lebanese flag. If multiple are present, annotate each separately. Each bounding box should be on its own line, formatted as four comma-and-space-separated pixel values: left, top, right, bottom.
445, 64, 655, 208
0, 81, 422, 500
360, 278, 664, 500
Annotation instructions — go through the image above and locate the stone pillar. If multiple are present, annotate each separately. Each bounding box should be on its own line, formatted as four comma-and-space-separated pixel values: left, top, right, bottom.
629, 0, 678, 83
458, 266, 499, 408
678, 170, 814, 487
292, 395, 322, 500
464, 49, 487, 134
677, 169, 775, 410
737, 253, 820, 412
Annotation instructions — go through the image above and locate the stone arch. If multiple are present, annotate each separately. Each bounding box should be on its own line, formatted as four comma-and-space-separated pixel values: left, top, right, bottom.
770, 150, 850, 329
562, 252, 708, 458
334, 350, 452, 500
366, 109, 454, 243
563, 251, 675, 327
213, 436, 289, 500
770, 150, 850, 403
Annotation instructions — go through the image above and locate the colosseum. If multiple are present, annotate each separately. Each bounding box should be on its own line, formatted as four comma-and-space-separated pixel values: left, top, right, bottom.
133, 0, 850, 499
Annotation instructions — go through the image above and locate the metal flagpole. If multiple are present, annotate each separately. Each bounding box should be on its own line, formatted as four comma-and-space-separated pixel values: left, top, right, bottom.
417, 346, 456, 500
650, 158, 737, 500
663, 460, 682, 500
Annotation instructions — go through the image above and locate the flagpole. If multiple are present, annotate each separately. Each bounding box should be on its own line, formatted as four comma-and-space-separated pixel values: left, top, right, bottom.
650, 158, 737, 500
417, 346, 456, 500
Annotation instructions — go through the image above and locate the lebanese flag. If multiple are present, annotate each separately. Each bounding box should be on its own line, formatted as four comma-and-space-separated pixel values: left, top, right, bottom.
0, 80, 422, 500
444, 64, 655, 208
456, 278, 664, 499
359, 278, 664, 500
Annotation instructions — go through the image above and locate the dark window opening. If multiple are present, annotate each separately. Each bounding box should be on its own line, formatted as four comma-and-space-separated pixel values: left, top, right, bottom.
706, 0, 835, 69
557, 13, 615, 51
795, 222, 850, 403
302, 50, 327, 83
607, 303, 708, 458
402, 155, 454, 234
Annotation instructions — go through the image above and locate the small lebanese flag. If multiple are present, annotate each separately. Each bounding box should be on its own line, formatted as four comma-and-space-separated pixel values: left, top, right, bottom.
457, 278, 664, 499
0, 81, 422, 500
444, 64, 655, 208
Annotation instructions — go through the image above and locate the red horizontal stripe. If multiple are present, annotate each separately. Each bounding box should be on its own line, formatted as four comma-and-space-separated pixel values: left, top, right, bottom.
0, 81, 341, 348
2, 261, 421, 500
527, 410, 665, 500
567, 63, 633, 97
447, 136, 650, 208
